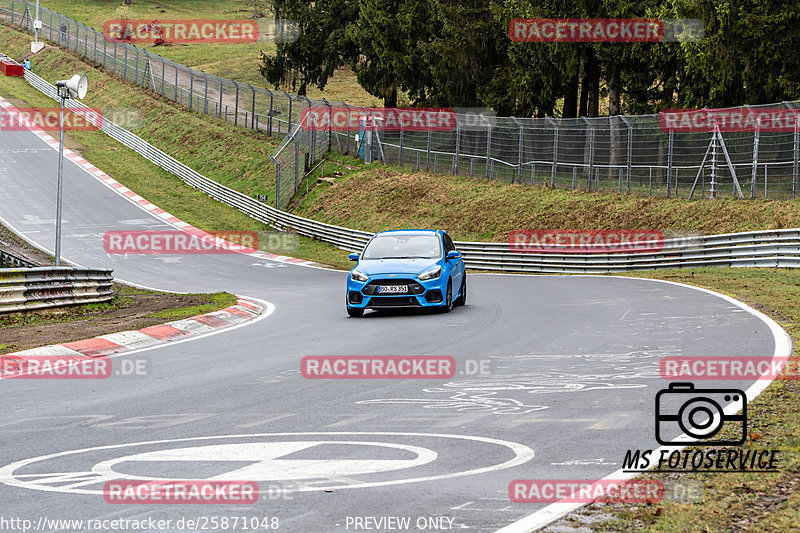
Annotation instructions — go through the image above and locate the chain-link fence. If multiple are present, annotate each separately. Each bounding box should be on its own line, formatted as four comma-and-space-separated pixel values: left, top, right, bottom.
3, 0, 798, 206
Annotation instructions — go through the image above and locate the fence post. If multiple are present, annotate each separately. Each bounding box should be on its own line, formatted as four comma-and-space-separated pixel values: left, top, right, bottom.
453, 121, 460, 174
486, 122, 492, 178
321, 98, 331, 152
93, 29, 97, 62
136, 47, 142, 85
218, 79, 224, 119
666, 130, 674, 198
649, 167, 652, 195
174, 63, 179, 103
751, 126, 759, 199
267, 90, 273, 137
113, 41, 117, 74
794, 119, 799, 199
344, 104, 351, 154
588, 127, 596, 190
764, 164, 768, 199
274, 161, 280, 209
233, 82, 240, 126
250, 85, 256, 130
517, 124, 524, 185
203, 74, 209, 114
103, 28, 107, 67
626, 123, 632, 193
124, 45, 128, 80
287, 93, 293, 128
399, 124, 405, 166
294, 140, 300, 194
188, 69, 194, 110
548, 118, 558, 186
427, 129, 432, 170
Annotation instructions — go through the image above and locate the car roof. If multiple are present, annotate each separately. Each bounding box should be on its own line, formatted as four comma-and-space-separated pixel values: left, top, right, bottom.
374, 229, 441, 236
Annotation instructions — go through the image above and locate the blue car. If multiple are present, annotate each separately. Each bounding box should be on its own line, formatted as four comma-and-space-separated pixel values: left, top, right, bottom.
346, 229, 466, 317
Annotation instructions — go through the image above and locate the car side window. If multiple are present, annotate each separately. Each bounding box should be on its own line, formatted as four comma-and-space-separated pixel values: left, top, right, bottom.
442, 233, 455, 255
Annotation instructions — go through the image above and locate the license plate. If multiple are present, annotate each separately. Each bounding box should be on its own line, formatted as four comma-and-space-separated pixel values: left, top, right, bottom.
378, 285, 408, 294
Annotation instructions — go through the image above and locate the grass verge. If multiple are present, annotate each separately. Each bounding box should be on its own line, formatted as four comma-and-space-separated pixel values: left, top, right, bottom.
0, 282, 238, 353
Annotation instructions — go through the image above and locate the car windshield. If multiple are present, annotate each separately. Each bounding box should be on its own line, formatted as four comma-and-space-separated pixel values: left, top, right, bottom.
362, 234, 441, 260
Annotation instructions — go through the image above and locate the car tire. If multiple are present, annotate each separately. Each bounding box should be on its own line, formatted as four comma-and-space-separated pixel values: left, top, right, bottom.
454, 276, 466, 306
347, 307, 364, 317
441, 280, 453, 313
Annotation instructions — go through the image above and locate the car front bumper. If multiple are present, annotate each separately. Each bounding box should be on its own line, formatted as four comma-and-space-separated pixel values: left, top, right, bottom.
346, 275, 448, 309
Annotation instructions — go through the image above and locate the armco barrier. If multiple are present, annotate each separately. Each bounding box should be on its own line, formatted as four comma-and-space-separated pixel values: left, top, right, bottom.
14, 69, 800, 273
0, 267, 113, 313
0, 249, 36, 268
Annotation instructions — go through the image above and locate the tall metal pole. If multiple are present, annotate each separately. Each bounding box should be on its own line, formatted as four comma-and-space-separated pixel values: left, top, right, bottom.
34, 0, 40, 42
55, 91, 65, 266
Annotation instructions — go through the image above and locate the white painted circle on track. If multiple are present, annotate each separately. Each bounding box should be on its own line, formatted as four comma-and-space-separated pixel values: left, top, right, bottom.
92, 441, 438, 481
0, 432, 534, 495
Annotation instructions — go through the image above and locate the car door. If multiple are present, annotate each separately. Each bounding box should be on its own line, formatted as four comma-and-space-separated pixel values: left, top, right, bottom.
442, 232, 463, 289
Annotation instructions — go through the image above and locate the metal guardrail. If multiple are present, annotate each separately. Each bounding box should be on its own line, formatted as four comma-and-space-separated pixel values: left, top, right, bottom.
0, 249, 36, 268
16, 70, 800, 273
0, 267, 113, 313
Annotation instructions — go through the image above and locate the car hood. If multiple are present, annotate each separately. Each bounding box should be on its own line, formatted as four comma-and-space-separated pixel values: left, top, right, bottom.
355, 258, 440, 277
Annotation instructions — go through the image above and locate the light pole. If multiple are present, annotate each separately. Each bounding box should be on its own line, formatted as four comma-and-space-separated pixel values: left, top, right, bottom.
53, 74, 88, 266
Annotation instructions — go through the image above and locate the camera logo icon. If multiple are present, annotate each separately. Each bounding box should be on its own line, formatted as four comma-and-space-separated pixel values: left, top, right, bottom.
655, 383, 747, 446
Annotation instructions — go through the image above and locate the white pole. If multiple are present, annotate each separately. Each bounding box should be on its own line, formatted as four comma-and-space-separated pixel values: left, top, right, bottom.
55, 90, 65, 266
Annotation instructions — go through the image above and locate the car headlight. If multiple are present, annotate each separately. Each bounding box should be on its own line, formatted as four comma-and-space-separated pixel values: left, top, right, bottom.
351, 270, 368, 282
418, 266, 441, 280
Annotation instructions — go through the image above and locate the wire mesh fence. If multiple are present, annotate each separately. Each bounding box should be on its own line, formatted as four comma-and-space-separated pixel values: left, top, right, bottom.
3, 0, 798, 208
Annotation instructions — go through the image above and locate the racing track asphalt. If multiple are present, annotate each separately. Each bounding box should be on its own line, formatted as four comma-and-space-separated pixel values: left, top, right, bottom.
0, 124, 788, 532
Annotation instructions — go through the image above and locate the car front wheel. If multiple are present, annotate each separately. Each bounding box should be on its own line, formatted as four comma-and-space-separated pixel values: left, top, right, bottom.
347, 307, 364, 317
454, 276, 466, 306
441, 280, 453, 313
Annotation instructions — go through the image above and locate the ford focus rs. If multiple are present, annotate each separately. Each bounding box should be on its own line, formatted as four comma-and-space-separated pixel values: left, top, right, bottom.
346, 229, 466, 317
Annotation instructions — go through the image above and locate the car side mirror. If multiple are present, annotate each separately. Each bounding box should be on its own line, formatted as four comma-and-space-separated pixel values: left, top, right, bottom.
446, 250, 461, 260
348, 253, 359, 261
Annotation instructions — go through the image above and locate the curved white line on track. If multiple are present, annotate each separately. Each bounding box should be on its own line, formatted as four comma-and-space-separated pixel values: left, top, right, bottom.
0, 432, 534, 493
496, 275, 793, 533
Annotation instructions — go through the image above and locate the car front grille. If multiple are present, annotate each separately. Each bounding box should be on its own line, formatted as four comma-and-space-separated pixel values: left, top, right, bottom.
362, 279, 425, 296
367, 296, 421, 308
